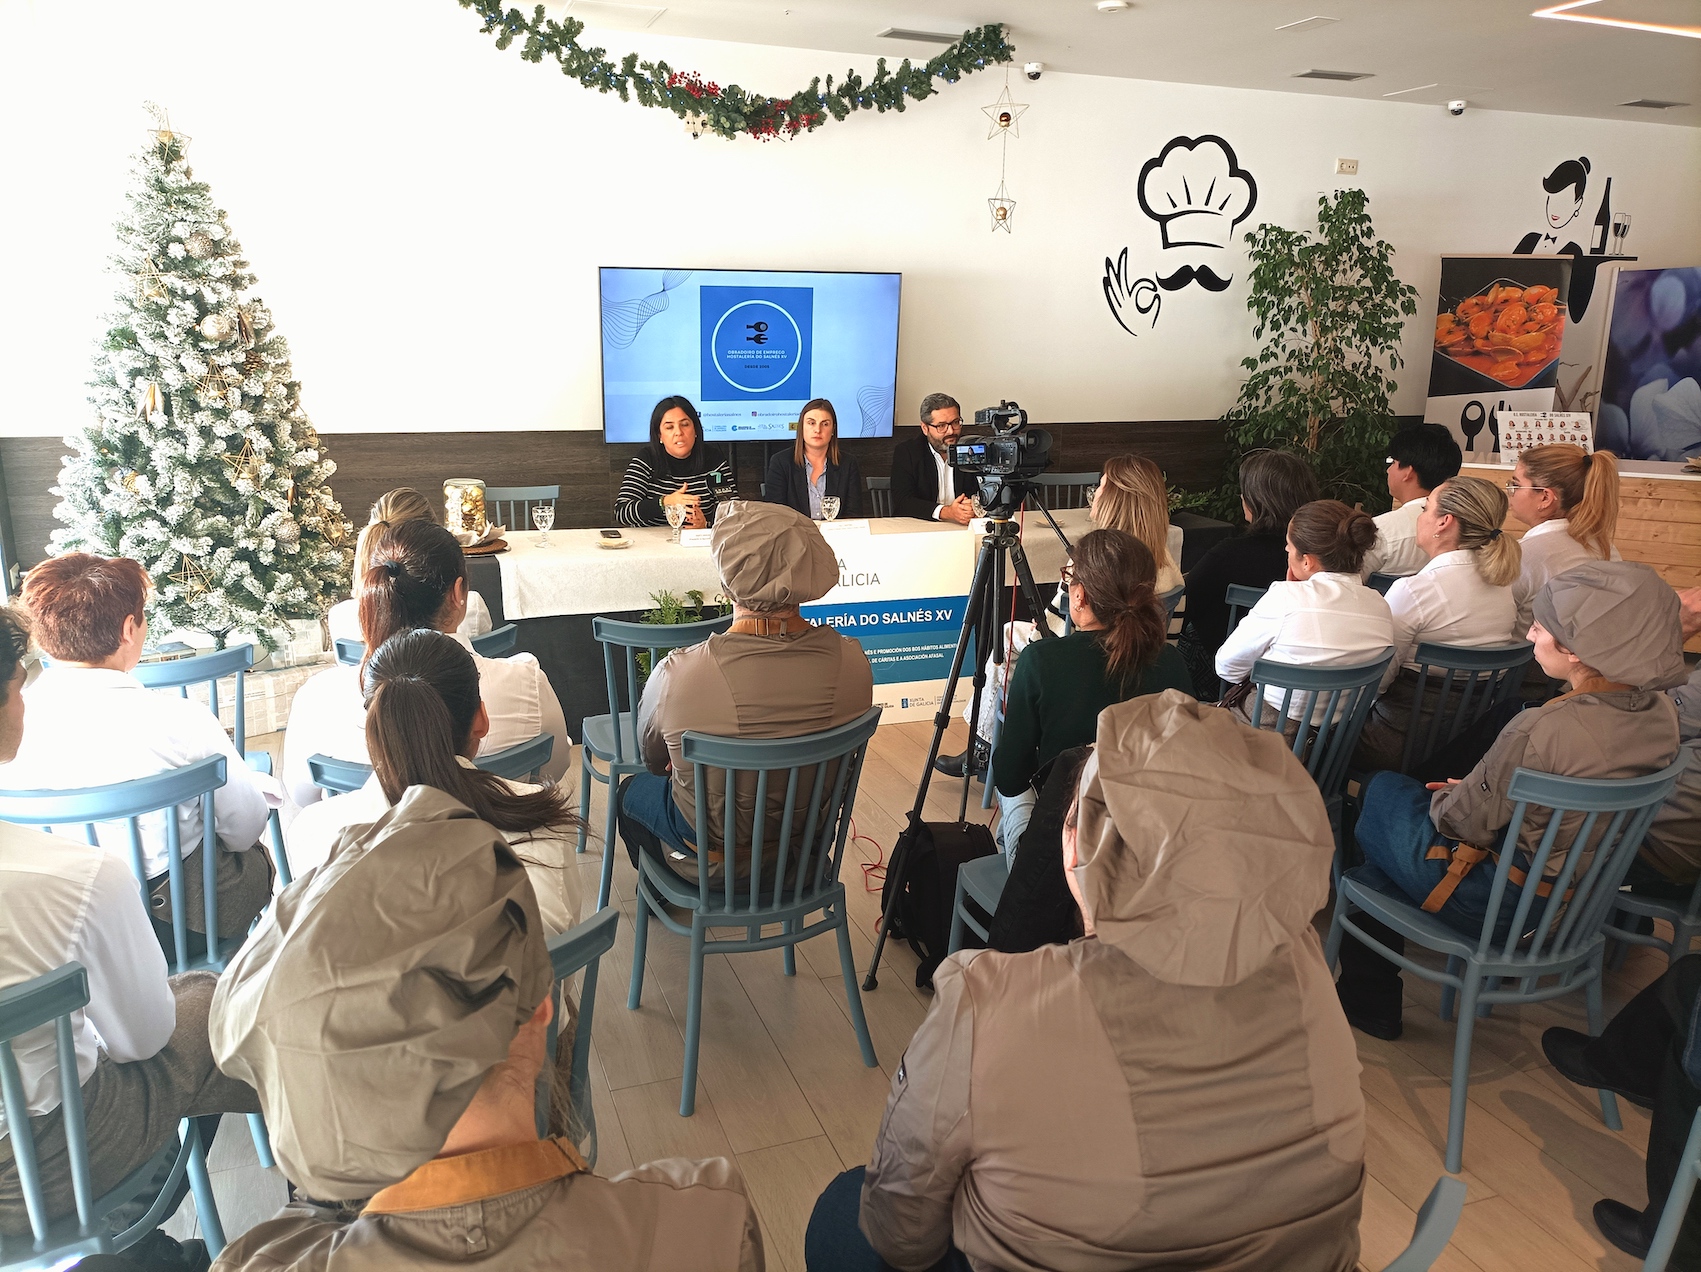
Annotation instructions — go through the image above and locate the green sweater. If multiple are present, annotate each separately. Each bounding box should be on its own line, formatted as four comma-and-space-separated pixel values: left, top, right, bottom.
992, 632, 1194, 797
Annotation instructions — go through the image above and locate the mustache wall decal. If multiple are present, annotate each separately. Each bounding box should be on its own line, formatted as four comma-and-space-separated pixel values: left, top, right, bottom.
1156, 264, 1233, 293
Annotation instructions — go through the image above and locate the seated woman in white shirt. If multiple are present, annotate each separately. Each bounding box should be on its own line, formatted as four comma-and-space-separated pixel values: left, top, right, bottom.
0, 553, 276, 948
1353, 475, 1524, 771
282, 519, 570, 808
285, 629, 581, 935
324, 487, 492, 643
1508, 443, 1621, 632
1215, 499, 1394, 725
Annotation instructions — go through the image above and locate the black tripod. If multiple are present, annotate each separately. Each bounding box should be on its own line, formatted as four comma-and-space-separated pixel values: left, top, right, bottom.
863, 500, 1067, 990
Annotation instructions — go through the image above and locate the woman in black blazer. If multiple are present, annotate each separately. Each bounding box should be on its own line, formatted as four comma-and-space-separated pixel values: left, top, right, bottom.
762, 398, 864, 519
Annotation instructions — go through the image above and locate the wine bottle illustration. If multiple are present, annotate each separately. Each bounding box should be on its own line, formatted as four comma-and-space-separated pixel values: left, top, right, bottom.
1590, 176, 1613, 255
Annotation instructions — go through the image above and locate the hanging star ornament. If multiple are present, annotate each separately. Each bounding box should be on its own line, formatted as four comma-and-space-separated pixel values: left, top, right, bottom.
170, 555, 212, 599
988, 182, 1017, 233
981, 85, 1029, 140
221, 437, 261, 484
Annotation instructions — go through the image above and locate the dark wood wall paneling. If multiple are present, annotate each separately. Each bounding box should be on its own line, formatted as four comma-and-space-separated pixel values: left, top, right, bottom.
0, 421, 1227, 567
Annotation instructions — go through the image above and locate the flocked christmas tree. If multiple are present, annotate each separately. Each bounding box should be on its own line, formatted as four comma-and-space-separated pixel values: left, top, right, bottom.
52, 106, 350, 650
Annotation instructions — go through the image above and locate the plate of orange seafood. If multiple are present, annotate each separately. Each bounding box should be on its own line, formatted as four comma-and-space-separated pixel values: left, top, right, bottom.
1433, 280, 1566, 389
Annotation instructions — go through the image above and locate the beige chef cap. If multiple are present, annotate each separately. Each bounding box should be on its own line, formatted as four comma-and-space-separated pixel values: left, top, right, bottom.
209, 786, 553, 1201
1531, 561, 1688, 690
1073, 690, 1335, 988
711, 499, 839, 611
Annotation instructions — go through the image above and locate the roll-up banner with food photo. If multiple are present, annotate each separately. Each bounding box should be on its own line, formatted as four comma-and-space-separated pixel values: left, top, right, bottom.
1424, 255, 1573, 463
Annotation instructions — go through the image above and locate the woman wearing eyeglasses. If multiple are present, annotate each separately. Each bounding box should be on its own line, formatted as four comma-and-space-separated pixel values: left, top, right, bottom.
1506, 443, 1621, 632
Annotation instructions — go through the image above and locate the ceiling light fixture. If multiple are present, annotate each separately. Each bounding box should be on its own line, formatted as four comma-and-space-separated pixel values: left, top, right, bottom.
876, 27, 961, 44
1531, 0, 1701, 40
1275, 15, 1341, 33
1622, 98, 1691, 109
1096, 1, 1131, 12
1294, 68, 1374, 81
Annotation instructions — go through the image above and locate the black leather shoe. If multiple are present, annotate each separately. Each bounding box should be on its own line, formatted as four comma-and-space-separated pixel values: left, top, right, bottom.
1541, 1027, 1656, 1109
933, 741, 990, 779
1592, 1198, 1652, 1259
1335, 977, 1403, 1041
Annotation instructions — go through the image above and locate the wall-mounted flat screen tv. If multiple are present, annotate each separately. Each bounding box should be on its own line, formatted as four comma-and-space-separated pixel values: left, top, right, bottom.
599, 267, 901, 444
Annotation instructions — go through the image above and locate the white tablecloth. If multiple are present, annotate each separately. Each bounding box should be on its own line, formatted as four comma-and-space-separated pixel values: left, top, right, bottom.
494, 508, 1110, 622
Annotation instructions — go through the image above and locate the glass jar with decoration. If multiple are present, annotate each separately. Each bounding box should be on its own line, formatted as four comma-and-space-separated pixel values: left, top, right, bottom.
443, 479, 487, 533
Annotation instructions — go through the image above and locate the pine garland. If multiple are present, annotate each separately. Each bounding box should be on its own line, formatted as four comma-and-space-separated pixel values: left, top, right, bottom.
457, 3, 1014, 140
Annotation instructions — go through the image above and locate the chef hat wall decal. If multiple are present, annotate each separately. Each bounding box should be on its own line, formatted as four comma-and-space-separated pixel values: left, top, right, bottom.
1103, 133, 1260, 336
1137, 135, 1258, 249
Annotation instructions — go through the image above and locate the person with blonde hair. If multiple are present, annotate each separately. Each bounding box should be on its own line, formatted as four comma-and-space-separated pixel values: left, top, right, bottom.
1353, 475, 1525, 770
326, 487, 492, 643
1507, 443, 1621, 631
1089, 454, 1183, 594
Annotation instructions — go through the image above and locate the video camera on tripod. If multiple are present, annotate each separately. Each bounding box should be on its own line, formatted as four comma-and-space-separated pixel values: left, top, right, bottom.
948, 400, 1051, 515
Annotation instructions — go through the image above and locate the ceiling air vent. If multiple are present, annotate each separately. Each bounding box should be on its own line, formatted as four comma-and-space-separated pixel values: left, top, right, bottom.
1276, 16, 1341, 33
1294, 68, 1373, 82
1622, 98, 1689, 109
877, 27, 960, 44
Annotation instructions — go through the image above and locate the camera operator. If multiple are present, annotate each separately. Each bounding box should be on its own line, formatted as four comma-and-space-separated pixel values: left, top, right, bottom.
891, 392, 978, 523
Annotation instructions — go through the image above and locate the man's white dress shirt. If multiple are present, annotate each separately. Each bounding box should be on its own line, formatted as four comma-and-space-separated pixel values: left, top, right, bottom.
1359, 497, 1428, 580
1215, 572, 1394, 719
0, 823, 174, 1135
280, 635, 571, 808
1382, 549, 1522, 690
1513, 518, 1620, 633
0, 666, 272, 879
931, 446, 953, 520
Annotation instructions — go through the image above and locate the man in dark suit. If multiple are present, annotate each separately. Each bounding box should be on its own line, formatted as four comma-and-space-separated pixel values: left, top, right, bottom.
889, 392, 977, 523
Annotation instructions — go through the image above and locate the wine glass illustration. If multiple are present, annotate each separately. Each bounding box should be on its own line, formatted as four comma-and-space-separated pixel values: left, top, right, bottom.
820, 496, 841, 522
1611, 213, 1630, 253
531, 503, 554, 547
665, 501, 688, 543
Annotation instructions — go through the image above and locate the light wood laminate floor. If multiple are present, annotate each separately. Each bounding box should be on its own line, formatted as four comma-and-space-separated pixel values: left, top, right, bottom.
185, 721, 1674, 1272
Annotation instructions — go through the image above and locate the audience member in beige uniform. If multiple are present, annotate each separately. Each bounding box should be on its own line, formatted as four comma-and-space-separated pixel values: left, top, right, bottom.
1629, 586, 1701, 897
1339, 561, 1685, 1040
806, 692, 1365, 1272
208, 785, 763, 1272
619, 500, 873, 882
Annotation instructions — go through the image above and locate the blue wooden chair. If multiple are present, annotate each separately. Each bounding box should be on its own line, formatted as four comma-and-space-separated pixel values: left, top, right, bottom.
470, 623, 519, 657
865, 477, 892, 518
627, 707, 883, 1116
484, 485, 559, 534
0, 964, 225, 1269
1604, 751, 1701, 966
1382, 1176, 1468, 1271
1159, 584, 1184, 624
1326, 757, 1688, 1172
306, 754, 370, 796
1389, 642, 1534, 777
307, 732, 555, 797
133, 644, 290, 885
1029, 472, 1098, 511
947, 854, 1009, 954
538, 906, 619, 1165
1223, 582, 1267, 637
332, 637, 363, 667
1642, 1106, 1701, 1270
578, 613, 734, 911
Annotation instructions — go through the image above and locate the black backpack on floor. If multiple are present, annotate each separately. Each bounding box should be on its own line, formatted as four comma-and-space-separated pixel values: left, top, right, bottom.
880, 818, 997, 989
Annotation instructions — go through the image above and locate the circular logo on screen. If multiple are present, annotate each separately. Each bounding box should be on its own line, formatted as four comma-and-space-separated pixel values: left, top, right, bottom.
708, 300, 803, 394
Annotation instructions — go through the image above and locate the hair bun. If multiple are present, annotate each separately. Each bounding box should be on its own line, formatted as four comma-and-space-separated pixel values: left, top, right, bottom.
1580, 156, 1592, 173
1344, 509, 1378, 552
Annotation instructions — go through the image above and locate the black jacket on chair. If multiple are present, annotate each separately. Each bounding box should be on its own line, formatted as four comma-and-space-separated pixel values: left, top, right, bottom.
889, 433, 977, 520
762, 451, 865, 519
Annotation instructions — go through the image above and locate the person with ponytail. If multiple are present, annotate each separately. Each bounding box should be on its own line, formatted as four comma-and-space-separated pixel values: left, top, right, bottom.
1508, 443, 1622, 632
281, 520, 570, 807
1353, 475, 1525, 770
1088, 455, 1183, 594
1215, 500, 1394, 726
325, 488, 492, 643
989, 529, 1192, 862
284, 630, 581, 934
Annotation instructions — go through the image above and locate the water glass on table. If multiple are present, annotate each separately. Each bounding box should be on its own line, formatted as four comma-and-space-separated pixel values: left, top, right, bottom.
820, 496, 841, 523
531, 503, 555, 547
665, 501, 688, 543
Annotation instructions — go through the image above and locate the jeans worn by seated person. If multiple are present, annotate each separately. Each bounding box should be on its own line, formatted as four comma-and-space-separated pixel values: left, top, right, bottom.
616, 772, 697, 871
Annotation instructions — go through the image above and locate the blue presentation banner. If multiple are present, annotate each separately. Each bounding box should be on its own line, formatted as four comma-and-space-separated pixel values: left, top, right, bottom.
699, 286, 813, 401
802, 594, 973, 686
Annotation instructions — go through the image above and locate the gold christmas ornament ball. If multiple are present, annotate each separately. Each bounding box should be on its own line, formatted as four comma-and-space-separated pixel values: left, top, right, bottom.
184, 232, 215, 260
200, 312, 236, 342
994, 205, 1009, 222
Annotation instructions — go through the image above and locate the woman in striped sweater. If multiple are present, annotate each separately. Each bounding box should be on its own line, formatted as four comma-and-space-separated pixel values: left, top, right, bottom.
615, 396, 737, 528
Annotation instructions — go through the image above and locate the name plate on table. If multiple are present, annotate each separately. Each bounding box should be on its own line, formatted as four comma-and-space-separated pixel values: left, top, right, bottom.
817, 519, 871, 537
678, 529, 714, 548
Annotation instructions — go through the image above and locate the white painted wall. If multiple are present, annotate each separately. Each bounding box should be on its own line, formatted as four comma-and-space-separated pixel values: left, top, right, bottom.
2, 0, 1698, 438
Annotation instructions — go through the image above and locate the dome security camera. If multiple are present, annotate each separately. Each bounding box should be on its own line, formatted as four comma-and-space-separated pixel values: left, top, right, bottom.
1447, 100, 1467, 116
1024, 61, 1044, 81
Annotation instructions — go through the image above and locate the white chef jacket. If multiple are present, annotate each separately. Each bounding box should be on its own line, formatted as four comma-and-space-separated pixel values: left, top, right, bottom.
280, 635, 571, 808
0, 823, 175, 1136
324, 592, 492, 644
1513, 518, 1620, 634
1215, 572, 1394, 720
1382, 549, 1521, 690
1359, 497, 1427, 580
0, 666, 273, 879
283, 760, 582, 936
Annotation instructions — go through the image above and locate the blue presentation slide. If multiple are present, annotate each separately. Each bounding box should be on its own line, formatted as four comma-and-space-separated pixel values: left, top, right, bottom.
599, 268, 901, 443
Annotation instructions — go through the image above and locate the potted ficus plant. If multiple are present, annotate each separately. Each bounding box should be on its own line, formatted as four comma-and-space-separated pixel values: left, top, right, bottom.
1205, 187, 1420, 518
